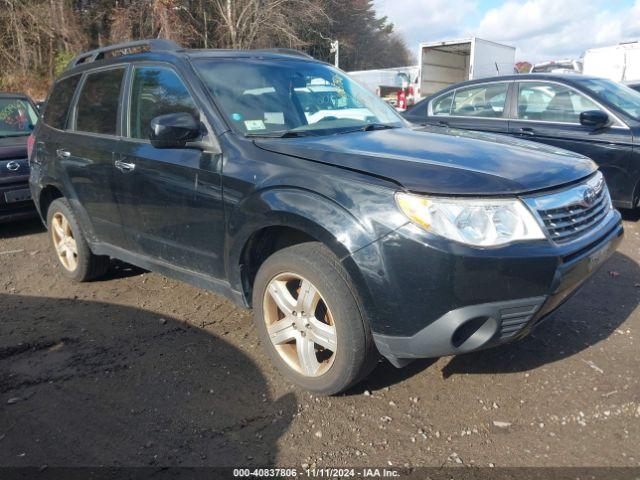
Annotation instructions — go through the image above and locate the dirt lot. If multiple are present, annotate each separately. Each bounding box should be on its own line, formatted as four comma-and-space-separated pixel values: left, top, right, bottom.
1, 213, 639, 469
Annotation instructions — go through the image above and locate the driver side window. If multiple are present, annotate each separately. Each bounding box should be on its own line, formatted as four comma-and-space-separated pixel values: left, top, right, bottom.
517, 82, 602, 123
129, 66, 199, 140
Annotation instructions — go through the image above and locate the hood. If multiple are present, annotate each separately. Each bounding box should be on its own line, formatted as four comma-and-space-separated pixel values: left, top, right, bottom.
254, 126, 597, 195
0, 135, 28, 161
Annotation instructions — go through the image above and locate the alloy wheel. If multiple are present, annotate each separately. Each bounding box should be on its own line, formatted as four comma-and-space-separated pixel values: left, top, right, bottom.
263, 272, 337, 377
51, 212, 78, 272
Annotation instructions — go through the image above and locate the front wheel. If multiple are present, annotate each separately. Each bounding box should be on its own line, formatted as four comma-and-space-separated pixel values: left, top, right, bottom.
252, 242, 377, 395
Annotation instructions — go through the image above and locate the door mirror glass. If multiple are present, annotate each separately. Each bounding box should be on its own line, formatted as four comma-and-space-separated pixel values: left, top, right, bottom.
149, 112, 200, 148
580, 109, 609, 128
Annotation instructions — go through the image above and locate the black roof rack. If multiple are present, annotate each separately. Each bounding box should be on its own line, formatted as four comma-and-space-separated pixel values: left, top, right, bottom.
66, 39, 181, 70
252, 48, 313, 59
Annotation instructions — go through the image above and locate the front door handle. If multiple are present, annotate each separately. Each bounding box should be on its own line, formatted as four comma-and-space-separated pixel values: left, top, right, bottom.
516, 127, 535, 136
114, 159, 136, 173
56, 149, 70, 159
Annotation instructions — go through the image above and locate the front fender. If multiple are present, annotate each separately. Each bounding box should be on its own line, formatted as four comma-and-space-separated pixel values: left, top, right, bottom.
225, 187, 384, 292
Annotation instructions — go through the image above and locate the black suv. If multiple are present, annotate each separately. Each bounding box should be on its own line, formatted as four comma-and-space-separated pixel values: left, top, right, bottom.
30, 40, 623, 394
1, 92, 39, 222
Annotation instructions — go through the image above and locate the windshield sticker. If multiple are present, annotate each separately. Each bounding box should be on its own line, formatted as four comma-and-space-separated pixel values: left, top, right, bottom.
231, 112, 243, 121
264, 112, 285, 124
244, 120, 266, 131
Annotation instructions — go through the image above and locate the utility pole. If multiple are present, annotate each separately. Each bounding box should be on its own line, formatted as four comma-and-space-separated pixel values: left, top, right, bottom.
203, 9, 208, 48
330, 40, 339, 68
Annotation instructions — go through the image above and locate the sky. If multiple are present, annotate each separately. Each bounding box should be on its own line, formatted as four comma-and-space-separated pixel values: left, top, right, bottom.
373, 0, 640, 64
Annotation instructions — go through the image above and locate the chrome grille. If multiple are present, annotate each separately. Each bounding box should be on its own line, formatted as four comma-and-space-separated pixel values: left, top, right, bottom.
524, 172, 611, 244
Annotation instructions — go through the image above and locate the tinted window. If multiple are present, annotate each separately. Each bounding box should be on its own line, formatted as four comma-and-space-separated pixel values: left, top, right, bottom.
129, 66, 199, 140
431, 92, 453, 116
451, 83, 509, 118
43, 75, 81, 129
75, 68, 125, 135
517, 82, 601, 123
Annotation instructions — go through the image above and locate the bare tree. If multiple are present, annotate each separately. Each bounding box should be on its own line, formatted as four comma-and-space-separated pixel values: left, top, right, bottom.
209, 0, 328, 49
0, 0, 411, 98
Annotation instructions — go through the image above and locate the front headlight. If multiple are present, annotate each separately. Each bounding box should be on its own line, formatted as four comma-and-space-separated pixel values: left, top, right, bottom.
396, 192, 545, 247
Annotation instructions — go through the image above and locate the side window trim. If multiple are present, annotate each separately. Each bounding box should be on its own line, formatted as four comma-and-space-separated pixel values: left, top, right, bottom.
514, 80, 628, 128
429, 81, 512, 120
125, 61, 203, 142
69, 64, 127, 137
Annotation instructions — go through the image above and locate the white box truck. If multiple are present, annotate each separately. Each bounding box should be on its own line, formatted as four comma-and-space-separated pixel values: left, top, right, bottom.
583, 41, 640, 82
348, 66, 420, 109
418, 38, 516, 98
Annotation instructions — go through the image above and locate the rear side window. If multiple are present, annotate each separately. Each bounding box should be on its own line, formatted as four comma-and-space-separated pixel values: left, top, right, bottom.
129, 66, 198, 140
75, 68, 125, 135
43, 75, 81, 129
451, 83, 509, 118
431, 92, 454, 116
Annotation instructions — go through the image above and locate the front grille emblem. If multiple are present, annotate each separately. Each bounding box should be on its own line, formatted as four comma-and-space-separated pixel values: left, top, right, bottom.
6, 161, 20, 172
582, 187, 597, 207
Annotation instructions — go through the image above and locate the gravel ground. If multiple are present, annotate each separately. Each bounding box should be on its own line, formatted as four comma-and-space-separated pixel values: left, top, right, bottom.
0, 212, 638, 469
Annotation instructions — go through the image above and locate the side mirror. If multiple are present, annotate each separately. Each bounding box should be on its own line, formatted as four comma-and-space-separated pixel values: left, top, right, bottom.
580, 110, 609, 128
149, 112, 201, 148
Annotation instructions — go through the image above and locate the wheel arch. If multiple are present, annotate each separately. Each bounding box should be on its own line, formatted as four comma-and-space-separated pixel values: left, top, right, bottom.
226, 188, 378, 309
38, 184, 65, 224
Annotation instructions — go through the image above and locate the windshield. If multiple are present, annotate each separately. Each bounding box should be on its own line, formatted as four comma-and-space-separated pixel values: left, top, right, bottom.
0, 97, 38, 137
575, 77, 640, 120
194, 59, 404, 136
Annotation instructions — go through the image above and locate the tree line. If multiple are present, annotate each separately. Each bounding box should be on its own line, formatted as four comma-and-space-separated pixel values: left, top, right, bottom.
0, 0, 413, 98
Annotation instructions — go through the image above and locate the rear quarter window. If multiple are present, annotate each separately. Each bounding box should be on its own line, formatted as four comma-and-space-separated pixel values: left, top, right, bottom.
43, 75, 81, 130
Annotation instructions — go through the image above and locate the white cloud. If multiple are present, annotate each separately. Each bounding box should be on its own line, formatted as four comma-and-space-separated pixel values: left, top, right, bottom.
374, 0, 477, 56
375, 0, 640, 64
476, 0, 631, 62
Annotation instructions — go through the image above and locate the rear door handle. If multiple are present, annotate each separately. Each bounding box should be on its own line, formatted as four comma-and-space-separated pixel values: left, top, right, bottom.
56, 149, 71, 159
515, 127, 535, 136
114, 159, 136, 173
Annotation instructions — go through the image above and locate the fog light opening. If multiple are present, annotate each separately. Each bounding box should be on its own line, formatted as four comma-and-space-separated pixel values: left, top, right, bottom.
451, 316, 497, 350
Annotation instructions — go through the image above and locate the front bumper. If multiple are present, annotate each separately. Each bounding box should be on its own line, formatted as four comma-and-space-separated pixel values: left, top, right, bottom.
350, 208, 623, 366
0, 176, 36, 223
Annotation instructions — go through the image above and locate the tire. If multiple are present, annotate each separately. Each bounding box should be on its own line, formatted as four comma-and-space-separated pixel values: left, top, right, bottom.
47, 198, 110, 282
252, 242, 377, 395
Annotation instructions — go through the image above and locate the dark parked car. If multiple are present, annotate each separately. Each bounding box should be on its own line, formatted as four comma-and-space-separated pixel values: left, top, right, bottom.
1, 93, 39, 222
625, 81, 640, 94
30, 41, 623, 394
404, 74, 640, 210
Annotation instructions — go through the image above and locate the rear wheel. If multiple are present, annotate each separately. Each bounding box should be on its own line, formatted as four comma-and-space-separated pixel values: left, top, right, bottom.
47, 198, 110, 282
253, 242, 377, 395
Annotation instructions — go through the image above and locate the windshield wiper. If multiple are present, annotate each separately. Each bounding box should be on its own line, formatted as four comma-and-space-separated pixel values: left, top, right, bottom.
244, 130, 316, 138
336, 123, 398, 135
